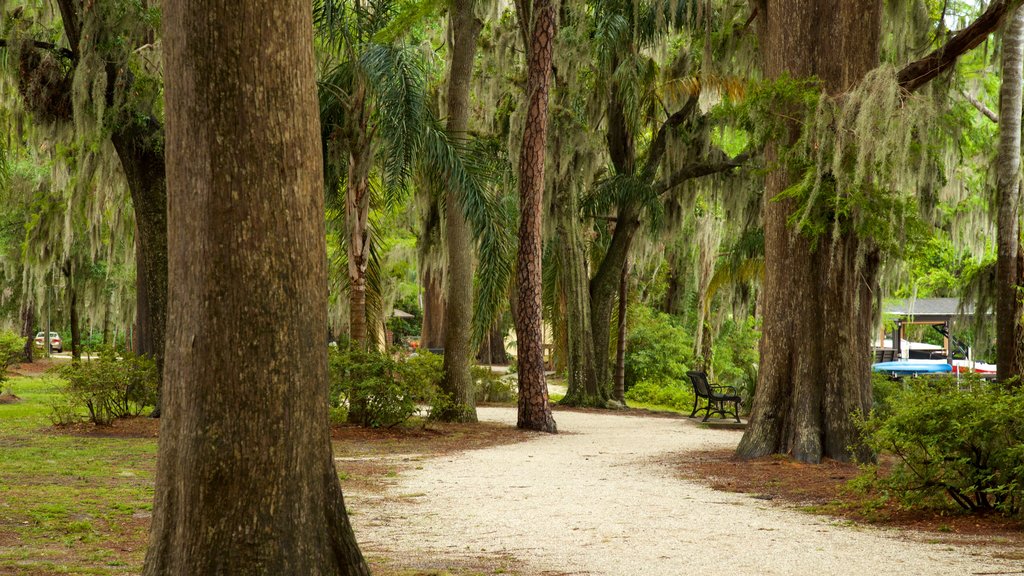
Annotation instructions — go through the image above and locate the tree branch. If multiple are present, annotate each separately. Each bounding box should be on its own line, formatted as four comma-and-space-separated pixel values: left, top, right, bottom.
653, 151, 750, 196
642, 94, 699, 178
56, 0, 82, 53
0, 39, 75, 60
898, 0, 1024, 94
961, 89, 999, 124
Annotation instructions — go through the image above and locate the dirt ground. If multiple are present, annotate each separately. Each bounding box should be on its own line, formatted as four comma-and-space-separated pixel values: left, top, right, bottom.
19, 397, 1024, 574
52, 407, 1024, 542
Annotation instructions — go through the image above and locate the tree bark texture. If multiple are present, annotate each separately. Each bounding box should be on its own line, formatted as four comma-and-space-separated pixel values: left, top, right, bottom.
514, 0, 557, 433
736, 0, 881, 464
996, 7, 1024, 383
108, 112, 168, 409
437, 0, 482, 422
612, 257, 630, 404
420, 267, 446, 349
476, 324, 508, 364
145, 2, 369, 573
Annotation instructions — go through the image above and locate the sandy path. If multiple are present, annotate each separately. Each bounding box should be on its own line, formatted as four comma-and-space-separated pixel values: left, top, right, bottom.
350, 407, 1021, 576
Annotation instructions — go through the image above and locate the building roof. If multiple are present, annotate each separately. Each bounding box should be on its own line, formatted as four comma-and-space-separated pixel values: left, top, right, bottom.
883, 298, 980, 321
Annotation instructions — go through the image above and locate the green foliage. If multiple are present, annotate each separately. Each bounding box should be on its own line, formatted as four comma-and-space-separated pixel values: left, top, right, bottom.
328, 347, 442, 427
710, 317, 759, 403
857, 376, 1024, 517
50, 348, 158, 426
624, 380, 694, 411
0, 330, 25, 391
623, 305, 695, 389
471, 366, 517, 403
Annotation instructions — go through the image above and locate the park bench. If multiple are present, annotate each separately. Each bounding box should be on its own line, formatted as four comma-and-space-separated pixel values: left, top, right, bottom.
686, 371, 741, 423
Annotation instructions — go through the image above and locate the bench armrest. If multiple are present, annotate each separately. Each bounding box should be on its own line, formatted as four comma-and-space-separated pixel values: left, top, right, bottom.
712, 384, 738, 396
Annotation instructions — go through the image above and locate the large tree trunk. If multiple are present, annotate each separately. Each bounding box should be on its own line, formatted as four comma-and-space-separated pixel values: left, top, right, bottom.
514, 0, 557, 433
996, 7, 1024, 383
110, 121, 168, 409
144, 1, 369, 573
736, 0, 881, 464
436, 0, 483, 422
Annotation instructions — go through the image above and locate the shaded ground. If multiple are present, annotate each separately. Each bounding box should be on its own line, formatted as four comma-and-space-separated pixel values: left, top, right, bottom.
4, 375, 1023, 575
674, 449, 1024, 547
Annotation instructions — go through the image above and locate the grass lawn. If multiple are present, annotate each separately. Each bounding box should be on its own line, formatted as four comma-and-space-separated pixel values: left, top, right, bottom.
0, 371, 529, 575
0, 376, 156, 575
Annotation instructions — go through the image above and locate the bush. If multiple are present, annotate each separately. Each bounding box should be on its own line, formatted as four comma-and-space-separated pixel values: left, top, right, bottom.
328, 347, 442, 428
472, 366, 517, 403
710, 317, 759, 405
624, 380, 695, 412
624, 306, 695, 389
50, 348, 158, 425
857, 375, 1024, 517
0, 330, 25, 393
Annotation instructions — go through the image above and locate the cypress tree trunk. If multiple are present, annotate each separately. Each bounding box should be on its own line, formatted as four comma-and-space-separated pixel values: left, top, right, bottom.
144, 1, 369, 573
996, 7, 1024, 383
514, 0, 557, 433
436, 0, 483, 422
736, 0, 881, 464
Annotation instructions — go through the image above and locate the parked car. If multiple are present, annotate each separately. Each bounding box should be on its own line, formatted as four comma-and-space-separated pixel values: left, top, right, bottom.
34, 331, 62, 353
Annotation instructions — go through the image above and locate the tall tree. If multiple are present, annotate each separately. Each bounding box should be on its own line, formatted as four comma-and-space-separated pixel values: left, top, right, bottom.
514, 0, 557, 432
437, 0, 484, 421
2, 0, 168, 408
735, 0, 884, 464
737, 0, 1022, 463
144, 0, 369, 572
996, 7, 1024, 383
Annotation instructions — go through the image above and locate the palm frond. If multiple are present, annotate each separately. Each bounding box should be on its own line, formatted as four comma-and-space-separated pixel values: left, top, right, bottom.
419, 122, 516, 345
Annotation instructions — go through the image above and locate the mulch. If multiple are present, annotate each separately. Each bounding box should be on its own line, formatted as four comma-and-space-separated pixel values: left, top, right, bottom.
672, 448, 1024, 545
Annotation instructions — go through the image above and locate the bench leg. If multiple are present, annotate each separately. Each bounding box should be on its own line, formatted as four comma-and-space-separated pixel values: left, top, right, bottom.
689, 396, 698, 418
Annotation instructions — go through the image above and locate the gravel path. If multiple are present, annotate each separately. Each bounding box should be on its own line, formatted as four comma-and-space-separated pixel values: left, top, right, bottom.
351, 407, 1021, 576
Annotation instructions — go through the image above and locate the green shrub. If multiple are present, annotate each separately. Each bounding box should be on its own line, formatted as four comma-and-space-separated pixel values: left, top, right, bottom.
328, 347, 441, 428
624, 306, 695, 389
50, 348, 158, 425
624, 380, 695, 412
857, 375, 1024, 517
710, 317, 759, 405
0, 330, 25, 393
472, 366, 517, 403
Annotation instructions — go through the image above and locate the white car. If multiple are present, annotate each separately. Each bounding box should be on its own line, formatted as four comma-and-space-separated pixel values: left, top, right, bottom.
34, 332, 62, 353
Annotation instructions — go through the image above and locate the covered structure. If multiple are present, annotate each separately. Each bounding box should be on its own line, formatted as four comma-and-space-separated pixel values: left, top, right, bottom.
879, 298, 979, 361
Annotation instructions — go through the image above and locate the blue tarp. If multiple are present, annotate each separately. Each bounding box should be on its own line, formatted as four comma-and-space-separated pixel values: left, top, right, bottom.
871, 361, 952, 374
